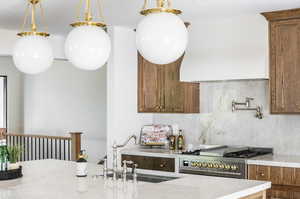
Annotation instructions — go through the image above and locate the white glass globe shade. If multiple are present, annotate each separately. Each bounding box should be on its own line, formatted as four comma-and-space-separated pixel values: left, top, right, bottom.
65, 26, 111, 70
13, 35, 53, 75
136, 12, 188, 65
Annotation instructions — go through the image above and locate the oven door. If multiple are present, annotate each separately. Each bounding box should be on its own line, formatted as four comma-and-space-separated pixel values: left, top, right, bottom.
179, 157, 247, 179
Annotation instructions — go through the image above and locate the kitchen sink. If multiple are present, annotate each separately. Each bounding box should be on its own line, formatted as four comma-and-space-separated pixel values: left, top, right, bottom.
106, 173, 179, 183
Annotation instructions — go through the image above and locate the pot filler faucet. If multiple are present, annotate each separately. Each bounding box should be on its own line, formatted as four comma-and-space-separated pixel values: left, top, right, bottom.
232, 97, 263, 119
103, 135, 138, 181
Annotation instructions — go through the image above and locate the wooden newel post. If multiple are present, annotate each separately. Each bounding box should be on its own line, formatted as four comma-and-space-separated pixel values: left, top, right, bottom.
70, 132, 82, 161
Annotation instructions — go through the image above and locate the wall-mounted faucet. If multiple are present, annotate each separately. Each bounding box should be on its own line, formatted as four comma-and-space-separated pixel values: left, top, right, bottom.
232, 97, 263, 119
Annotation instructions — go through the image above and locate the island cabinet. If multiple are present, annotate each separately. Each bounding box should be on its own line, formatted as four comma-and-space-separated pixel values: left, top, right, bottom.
121, 154, 175, 172
262, 9, 300, 114
248, 165, 300, 199
138, 53, 200, 113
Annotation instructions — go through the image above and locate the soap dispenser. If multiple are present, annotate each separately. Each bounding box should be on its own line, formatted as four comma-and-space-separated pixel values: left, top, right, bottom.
76, 150, 88, 177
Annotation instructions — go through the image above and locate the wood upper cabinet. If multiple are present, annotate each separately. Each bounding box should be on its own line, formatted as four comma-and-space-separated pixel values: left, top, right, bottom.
138, 54, 160, 112
262, 9, 300, 113
138, 53, 200, 113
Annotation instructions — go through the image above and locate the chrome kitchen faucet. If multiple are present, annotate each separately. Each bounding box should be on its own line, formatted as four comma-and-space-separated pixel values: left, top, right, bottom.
103, 135, 138, 181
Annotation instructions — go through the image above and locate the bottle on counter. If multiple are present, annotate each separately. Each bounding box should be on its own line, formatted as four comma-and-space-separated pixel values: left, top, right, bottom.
177, 130, 185, 151
168, 135, 176, 150
76, 150, 88, 177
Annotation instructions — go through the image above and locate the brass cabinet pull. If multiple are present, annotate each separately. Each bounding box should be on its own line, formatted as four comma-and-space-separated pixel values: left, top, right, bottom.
259, 172, 265, 177
160, 163, 166, 168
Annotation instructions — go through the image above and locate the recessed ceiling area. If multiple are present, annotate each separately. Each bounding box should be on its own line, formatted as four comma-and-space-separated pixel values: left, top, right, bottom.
1, 0, 300, 35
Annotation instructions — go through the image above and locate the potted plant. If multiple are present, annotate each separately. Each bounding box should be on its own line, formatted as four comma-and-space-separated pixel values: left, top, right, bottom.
7, 146, 22, 170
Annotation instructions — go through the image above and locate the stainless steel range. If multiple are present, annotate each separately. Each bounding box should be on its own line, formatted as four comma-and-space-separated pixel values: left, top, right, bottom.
179, 145, 273, 179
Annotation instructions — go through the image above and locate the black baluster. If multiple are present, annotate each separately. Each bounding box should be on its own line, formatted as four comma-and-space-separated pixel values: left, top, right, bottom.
42, 138, 45, 159
35, 138, 37, 160
51, 139, 53, 159
31, 137, 33, 161
27, 137, 30, 161
46, 138, 49, 159
55, 139, 57, 159
38, 138, 40, 160
23, 137, 25, 161
68, 140, 70, 161
59, 139, 61, 160
63, 140, 66, 160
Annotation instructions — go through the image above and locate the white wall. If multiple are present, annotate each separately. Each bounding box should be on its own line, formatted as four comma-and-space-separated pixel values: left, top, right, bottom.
106, 26, 153, 167
0, 28, 66, 59
181, 14, 269, 81
0, 78, 4, 128
23, 60, 107, 162
0, 57, 24, 133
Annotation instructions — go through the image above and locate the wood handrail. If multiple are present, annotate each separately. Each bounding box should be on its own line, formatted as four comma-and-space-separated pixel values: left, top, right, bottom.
70, 132, 82, 161
4, 131, 83, 161
5, 133, 71, 140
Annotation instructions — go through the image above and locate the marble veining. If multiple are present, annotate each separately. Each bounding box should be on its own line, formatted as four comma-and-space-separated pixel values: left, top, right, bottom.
153, 80, 300, 156
0, 160, 270, 199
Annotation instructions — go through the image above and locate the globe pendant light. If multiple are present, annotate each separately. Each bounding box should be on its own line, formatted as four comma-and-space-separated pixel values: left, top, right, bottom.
136, 0, 188, 65
13, 0, 53, 75
65, 0, 111, 70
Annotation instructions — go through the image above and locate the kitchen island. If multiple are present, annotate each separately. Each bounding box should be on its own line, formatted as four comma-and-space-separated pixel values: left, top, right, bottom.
0, 160, 270, 199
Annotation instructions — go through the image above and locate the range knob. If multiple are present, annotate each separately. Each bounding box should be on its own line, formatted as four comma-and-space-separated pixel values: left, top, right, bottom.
219, 164, 225, 169
202, 163, 207, 168
191, 162, 197, 167
231, 165, 238, 171
197, 162, 202, 168
208, 163, 213, 168
213, 164, 219, 169
225, 165, 231, 170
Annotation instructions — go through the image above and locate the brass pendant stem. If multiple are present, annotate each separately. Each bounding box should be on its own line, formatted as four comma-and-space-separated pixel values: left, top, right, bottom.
17, 0, 50, 37
30, 0, 39, 4
31, 2, 37, 32
157, 0, 164, 8
140, 0, 182, 15
70, 0, 107, 28
85, 0, 93, 21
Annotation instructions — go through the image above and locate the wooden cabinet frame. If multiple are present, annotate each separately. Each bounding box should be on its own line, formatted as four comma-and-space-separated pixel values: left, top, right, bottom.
262, 8, 300, 114
138, 53, 200, 113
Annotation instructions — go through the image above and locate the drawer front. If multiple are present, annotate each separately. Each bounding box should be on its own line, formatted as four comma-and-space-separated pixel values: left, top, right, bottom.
248, 165, 295, 186
256, 165, 270, 181
121, 155, 175, 172
249, 165, 300, 199
268, 185, 300, 199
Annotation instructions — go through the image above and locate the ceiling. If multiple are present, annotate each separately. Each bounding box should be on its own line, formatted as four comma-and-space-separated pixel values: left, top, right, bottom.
1, 0, 300, 35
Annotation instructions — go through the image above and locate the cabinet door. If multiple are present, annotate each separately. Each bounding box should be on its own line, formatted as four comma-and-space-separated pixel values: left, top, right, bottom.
182, 82, 200, 113
270, 189, 292, 199
138, 53, 200, 113
163, 57, 185, 113
138, 53, 160, 112
270, 19, 300, 113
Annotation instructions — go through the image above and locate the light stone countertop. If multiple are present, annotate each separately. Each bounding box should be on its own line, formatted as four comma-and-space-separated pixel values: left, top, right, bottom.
247, 154, 300, 168
121, 147, 180, 158
0, 160, 270, 199
122, 147, 300, 169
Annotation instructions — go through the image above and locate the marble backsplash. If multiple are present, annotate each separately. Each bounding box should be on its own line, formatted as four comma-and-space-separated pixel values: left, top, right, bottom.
153, 80, 300, 156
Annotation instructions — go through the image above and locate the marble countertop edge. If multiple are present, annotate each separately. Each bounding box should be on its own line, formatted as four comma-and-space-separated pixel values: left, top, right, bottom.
217, 182, 271, 199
